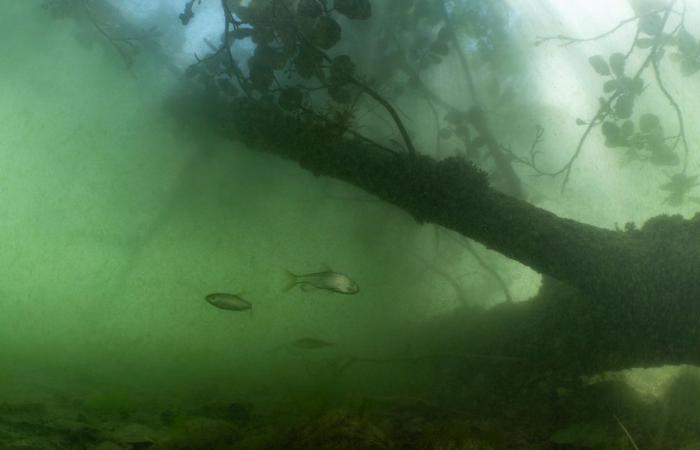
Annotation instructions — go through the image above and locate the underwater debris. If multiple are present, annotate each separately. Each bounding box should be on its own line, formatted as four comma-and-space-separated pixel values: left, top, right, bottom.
284, 269, 359, 294
194, 401, 253, 425
93, 442, 125, 450
292, 337, 336, 350
549, 421, 621, 448
108, 422, 156, 449
0, 402, 47, 417
151, 417, 240, 450
205, 293, 252, 312
280, 408, 392, 450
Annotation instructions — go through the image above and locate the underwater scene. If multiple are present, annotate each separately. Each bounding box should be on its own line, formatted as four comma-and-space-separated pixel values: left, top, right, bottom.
4, 0, 700, 448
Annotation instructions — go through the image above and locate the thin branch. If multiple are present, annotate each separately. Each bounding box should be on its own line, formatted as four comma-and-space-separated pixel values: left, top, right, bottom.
328, 351, 523, 378
551, 3, 677, 191
423, 94, 442, 156
82, 0, 136, 75
528, 125, 545, 167
179, 0, 196, 25
413, 253, 470, 306
466, 107, 526, 199
502, 125, 545, 172
445, 232, 514, 303
220, 0, 251, 97
439, 0, 478, 104
273, 0, 417, 156
625, 27, 641, 59
533, 3, 684, 189
614, 415, 640, 450
344, 78, 417, 156
650, 33, 690, 174
392, 29, 525, 197
536, 7, 667, 47
299, 107, 399, 156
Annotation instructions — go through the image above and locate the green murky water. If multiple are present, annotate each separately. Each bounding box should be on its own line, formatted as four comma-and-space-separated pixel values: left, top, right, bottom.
3, 1, 700, 449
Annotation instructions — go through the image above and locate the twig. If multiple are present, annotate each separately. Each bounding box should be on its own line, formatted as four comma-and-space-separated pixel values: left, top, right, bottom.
439, 0, 478, 104
625, 27, 641, 59
179, 0, 196, 25
467, 107, 526, 199
423, 94, 442, 156
552, 2, 677, 191
329, 351, 523, 377
82, 0, 136, 75
614, 415, 640, 450
413, 253, 469, 306
503, 125, 547, 175
273, 0, 417, 156
299, 107, 399, 156
527, 125, 545, 167
536, 8, 667, 47
220, 0, 251, 97
650, 34, 689, 174
434, 3, 525, 198
446, 232, 513, 303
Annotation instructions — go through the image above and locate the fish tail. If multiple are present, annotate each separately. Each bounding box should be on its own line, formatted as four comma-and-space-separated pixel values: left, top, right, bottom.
284, 270, 298, 292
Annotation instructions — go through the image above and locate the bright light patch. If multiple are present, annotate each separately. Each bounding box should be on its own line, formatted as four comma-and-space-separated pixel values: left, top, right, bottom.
105, 0, 246, 68
107, 0, 160, 21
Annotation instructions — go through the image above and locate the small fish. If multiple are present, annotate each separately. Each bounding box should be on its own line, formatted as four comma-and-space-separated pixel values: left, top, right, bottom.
285, 269, 359, 294
205, 293, 252, 312
292, 337, 335, 350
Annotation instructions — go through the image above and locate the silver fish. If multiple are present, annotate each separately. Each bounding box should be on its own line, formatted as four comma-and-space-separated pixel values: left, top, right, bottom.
292, 337, 335, 349
205, 293, 252, 311
285, 269, 359, 294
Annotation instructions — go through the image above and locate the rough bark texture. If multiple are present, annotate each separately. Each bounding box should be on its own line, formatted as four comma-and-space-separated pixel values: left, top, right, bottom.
172, 92, 700, 375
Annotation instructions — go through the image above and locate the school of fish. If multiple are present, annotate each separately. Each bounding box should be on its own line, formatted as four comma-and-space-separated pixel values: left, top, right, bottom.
204, 268, 359, 348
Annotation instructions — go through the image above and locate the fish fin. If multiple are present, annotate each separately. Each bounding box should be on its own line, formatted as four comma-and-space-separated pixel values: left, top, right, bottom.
284, 270, 298, 292
321, 262, 333, 272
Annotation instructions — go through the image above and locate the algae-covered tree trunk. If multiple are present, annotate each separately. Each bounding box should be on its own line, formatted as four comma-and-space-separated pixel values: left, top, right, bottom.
181, 94, 700, 376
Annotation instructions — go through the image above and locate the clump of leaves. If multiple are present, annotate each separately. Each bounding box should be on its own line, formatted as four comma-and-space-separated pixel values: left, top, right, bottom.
439, 110, 487, 161
179, 0, 200, 25
601, 113, 678, 166
298, 0, 324, 18
406, 25, 453, 69
311, 16, 342, 49
334, 0, 372, 20
588, 50, 680, 167
329, 54, 356, 83
589, 53, 645, 121
213, 0, 373, 109
294, 46, 325, 79
249, 45, 285, 90
660, 173, 700, 206
278, 87, 304, 111
670, 27, 700, 76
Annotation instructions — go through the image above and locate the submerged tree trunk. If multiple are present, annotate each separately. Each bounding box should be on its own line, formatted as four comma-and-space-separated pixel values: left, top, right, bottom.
175, 92, 700, 375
